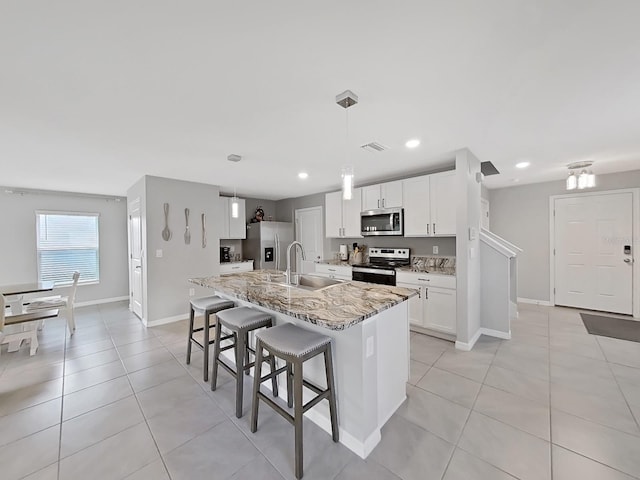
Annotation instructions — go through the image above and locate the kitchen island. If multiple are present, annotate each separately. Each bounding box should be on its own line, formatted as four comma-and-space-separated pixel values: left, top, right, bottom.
190, 270, 416, 458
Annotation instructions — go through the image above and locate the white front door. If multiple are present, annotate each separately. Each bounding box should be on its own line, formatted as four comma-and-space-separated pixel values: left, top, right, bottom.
129, 198, 143, 319
554, 192, 633, 314
295, 206, 324, 274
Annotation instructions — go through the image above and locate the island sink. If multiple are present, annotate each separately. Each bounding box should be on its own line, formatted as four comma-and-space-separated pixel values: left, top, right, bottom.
279, 274, 347, 291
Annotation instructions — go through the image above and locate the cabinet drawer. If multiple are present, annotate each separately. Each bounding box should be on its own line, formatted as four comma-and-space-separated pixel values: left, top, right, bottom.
220, 262, 254, 274
315, 263, 352, 279
396, 271, 456, 289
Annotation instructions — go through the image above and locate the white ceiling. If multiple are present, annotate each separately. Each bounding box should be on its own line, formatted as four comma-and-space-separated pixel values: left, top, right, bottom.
2, 1, 639, 200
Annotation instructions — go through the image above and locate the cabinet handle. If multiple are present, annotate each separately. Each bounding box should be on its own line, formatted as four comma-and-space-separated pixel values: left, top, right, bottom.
232, 266, 240, 270
378, 199, 380, 208
328, 268, 336, 272
425, 288, 428, 300
418, 277, 430, 282
382, 198, 385, 208
433, 223, 436, 235
426, 224, 430, 235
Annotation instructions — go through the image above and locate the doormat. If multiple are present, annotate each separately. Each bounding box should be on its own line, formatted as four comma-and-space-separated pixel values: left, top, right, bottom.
581, 313, 640, 343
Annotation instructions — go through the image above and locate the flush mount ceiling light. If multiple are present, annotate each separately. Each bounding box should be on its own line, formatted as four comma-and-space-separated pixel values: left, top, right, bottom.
336, 90, 358, 201
515, 161, 530, 169
298, 172, 308, 179
405, 139, 420, 149
566, 161, 595, 190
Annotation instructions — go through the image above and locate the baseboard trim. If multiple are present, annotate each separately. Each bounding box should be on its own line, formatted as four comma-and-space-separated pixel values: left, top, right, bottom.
74, 296, 129, 308
455, 328, 482, 351
145, 313, 188, 327
517, 297, 552, 306
480, 327, 511, 340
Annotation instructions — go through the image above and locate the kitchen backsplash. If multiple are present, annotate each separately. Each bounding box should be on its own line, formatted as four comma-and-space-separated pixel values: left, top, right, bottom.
328, 236, 456, 259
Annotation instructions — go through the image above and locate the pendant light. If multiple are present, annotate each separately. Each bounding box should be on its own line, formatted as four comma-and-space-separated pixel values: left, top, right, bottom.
231, 187, 239, 218
336, 90, 358, 200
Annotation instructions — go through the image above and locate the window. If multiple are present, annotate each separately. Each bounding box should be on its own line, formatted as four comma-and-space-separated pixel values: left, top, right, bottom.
36, 211, 100, 285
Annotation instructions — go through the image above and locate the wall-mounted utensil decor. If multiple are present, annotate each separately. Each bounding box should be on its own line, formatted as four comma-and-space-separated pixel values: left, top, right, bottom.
184, 208, 191, 245
162, 203, 172, 241
201, 213, 207, 248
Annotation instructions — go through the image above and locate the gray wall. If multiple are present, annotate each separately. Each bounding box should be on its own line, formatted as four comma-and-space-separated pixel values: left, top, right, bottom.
0, 188, 129, 303
489, 169, 640, 302
132, 176, 222, 324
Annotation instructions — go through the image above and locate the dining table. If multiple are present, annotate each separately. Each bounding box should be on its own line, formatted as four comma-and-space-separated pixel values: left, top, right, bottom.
0, 281, 55, 296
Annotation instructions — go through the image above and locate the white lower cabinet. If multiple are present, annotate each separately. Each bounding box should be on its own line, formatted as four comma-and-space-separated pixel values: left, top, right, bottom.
314, 264, 352, 280
397, 271, 456, 335
220, 261, 254, 274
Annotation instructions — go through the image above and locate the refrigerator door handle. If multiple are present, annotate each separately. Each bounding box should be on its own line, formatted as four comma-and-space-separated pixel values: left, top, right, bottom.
275, 233, 279, 270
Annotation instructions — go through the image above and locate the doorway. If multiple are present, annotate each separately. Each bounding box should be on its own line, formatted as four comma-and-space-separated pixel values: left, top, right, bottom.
551, 190, 638, 316
128, 198, 143, 319
294, 206, 324, 274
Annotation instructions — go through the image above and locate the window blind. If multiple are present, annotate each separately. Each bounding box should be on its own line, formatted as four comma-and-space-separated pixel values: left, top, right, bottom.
36, 212, 100, 285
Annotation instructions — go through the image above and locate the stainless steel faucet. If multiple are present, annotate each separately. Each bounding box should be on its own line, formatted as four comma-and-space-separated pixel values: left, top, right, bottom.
285, 241, 306, 285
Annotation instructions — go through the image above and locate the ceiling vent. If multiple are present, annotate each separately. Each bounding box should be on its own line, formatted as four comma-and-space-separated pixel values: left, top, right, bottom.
360, 142, 388, 153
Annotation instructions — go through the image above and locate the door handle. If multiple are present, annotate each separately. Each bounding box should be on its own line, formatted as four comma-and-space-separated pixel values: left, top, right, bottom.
135, 266, 141, 269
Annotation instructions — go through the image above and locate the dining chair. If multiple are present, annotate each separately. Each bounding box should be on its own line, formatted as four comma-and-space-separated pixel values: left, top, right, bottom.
25, 271, 80, 334
1, 294, 40, 356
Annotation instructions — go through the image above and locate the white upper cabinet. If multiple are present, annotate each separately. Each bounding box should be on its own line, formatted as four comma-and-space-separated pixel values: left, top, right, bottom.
361, 180, 403, 210
325, 188, 362, 238
403, 170, 456, 237
430, 171, 457, 236
220, 197, 247, 240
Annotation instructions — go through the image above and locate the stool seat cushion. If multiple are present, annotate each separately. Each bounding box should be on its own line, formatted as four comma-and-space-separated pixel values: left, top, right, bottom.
217, 307, 272, 331
190, 296, 235, 312
256, 323, 331, 358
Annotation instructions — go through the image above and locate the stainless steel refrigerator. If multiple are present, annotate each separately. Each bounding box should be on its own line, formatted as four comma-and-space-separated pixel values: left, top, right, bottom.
243, 221, 294, 271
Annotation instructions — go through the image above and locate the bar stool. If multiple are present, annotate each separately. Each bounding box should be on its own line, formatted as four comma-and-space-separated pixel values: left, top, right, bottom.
250, 323, 339, 479
211, 307, 278, 418
186, 296, 235, 381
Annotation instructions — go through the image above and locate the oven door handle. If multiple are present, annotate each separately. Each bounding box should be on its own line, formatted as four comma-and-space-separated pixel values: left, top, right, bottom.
352, 267, 396, 276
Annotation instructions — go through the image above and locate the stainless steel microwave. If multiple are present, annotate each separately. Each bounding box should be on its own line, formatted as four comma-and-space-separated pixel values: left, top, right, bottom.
361, 207, 404, 236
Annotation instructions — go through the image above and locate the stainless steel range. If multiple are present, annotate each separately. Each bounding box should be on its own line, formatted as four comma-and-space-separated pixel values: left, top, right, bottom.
352, 247, 410, 286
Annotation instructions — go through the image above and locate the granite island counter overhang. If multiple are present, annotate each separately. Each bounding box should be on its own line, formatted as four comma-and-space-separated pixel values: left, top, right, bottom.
189, 270, 417, 458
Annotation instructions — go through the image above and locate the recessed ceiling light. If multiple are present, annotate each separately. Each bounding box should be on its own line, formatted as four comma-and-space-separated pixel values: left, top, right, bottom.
405, 139, 420, 149
515, 161, 530, 169
298, 172, 308, 179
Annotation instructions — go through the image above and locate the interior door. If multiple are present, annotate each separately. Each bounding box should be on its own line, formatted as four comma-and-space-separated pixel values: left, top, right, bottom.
555, 192, 633, 314
295, 207, 324, 273
128, 198, 143, 319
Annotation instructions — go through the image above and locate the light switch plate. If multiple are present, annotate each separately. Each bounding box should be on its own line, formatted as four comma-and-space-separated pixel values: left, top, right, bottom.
433, 245, 439, 254
156, 249, 163, 258
189, 288, 195, 297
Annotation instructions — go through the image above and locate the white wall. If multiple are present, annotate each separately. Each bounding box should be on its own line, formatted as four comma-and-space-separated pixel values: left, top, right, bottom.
489, 169, 640, 302
0, 188, 129, 303
127, 176, 222, 325
454, 149, 482, 348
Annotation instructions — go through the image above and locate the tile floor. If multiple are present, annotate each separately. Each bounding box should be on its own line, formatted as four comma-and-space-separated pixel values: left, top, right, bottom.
2, 301, 640, 479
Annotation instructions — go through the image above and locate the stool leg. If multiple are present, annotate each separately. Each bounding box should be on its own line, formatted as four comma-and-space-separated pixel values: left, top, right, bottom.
269, 353, 278, 398
286, 361, 293, 408
250, 339, 264, 433
186, 306, 195, 365
244, 332, 250, 375
203, 310, 211, 382
211, 320, 223, 391
324, 344, 339, 443
294, 361, 304, 479
235, 331, 246, 418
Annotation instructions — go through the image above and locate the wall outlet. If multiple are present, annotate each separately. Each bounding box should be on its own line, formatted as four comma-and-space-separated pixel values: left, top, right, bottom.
432, 245, 439, 254
189, 288, 195, 297
366, 336, 374, 358
155, 249, 163, 258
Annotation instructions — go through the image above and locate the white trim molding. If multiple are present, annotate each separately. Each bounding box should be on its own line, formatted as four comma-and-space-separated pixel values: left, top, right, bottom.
480, 327, 511, 340
455, 328, 482, 351
144, 313, 189, 327
517, 297, 552, 306
74, 296, 129, 308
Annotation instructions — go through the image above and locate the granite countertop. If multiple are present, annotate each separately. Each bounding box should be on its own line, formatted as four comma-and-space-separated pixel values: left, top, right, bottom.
396, 265, 456, 276
189, 270, 417, 331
